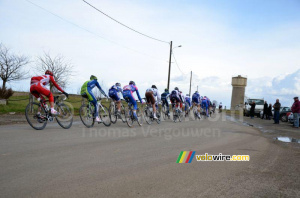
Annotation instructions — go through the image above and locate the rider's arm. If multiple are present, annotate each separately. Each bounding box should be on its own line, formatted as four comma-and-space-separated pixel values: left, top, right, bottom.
95, 81, 108, 97
134, 86, 143, 102
49, 76, 64, 93
157, 90, 161, 102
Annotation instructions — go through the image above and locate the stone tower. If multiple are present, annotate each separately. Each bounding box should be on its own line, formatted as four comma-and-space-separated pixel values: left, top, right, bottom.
231, 75, 247, 110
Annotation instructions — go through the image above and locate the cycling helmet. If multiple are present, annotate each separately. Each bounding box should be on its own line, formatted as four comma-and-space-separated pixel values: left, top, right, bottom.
45, 70, 53, 76
129, 81, 135, 85
90, 75, 97, 80
164, 88, 168, 92
115, 82, 121, 87
195, 91, 199, 93
151, 85, 157, 89
174, 87, 179, 91
186, 94, 189, 96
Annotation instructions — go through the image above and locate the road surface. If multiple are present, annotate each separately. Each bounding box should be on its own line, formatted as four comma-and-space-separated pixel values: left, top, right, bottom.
0, 114, 299, 197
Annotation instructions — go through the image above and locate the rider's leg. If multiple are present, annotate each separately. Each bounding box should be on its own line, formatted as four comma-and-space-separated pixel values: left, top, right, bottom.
87, 88, 100, 120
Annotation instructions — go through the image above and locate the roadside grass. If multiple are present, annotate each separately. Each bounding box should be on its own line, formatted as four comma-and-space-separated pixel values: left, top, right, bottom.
0, 94, 134, 116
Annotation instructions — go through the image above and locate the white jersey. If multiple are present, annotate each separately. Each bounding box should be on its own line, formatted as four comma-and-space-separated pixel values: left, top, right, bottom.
146, 88, 161, 102
179, 92, 185, 103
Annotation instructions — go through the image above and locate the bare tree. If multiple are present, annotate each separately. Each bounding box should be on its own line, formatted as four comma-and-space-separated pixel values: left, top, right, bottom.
35, 52, 74, 92
0, 44, 30, 88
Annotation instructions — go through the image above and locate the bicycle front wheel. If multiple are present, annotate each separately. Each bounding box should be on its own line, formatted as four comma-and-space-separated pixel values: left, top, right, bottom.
124, 107, 134, 128
56, 103, 73, 129
99, 105, 111, 127
136, 107, 143, 126
109, 104, 117, 124
79, 104, 95, 128
144, 107, 152, 125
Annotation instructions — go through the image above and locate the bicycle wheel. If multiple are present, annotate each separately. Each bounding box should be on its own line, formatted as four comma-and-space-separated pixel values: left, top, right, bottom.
25, 102, 48, 130
144, 106, 152, 125
109, 103, 117, 124
56, 103, 73, 129
162, 104, 166, 120
124, 107, 134, 127
79, 104, 95, 128
99, 105, 111, 127
120, 105, 126, 123
136, 107, 143, 126
173, 110, 178, 123
156, 107, 161, 124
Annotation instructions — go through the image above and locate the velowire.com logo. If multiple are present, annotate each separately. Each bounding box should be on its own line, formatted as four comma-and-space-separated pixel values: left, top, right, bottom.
176, 151, 250, 163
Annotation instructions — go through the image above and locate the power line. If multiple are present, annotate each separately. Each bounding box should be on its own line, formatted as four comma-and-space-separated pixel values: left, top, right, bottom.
82, 0, 169, 44
172, 52, 188, 76
24, 0, 168, 62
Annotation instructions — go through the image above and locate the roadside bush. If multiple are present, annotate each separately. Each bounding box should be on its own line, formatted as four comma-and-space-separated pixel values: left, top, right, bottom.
0, 87, 14, 99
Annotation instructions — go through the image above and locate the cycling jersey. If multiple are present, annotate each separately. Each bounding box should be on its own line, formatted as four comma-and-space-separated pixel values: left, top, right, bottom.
170, 90, 181, 104
161, 91, 170, 100
185, 96, 191, 107
192, 93, 201, 104
30, 74, 64, 103
146, 88, 161, 102
123, 84, 142, 110
109, 85, 122, 101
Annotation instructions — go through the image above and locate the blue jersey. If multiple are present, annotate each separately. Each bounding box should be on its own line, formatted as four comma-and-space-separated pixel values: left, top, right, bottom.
109, 85, 123, 93
161, 91, 169, 99
87, 79, 107, 97
192, 93, 200, 103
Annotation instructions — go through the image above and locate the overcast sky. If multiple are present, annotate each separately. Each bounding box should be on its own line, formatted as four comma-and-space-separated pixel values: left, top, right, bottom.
1, 0, 299, 107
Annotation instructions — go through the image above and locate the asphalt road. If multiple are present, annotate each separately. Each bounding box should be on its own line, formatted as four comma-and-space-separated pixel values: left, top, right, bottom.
0, 114, 299, 197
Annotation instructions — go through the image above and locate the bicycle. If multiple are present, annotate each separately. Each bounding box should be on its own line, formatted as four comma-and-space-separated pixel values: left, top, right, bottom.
25, 94, 73, 130
144, 102, 161, 125
185, 102, 191, 117
161, 100, 170, 120
109, 99, 126, 124
201, 106, 208, 119
79, 97, 111, 128
123, 98, 143, 127
192, 105, 201, 120
172, 103, 182, 123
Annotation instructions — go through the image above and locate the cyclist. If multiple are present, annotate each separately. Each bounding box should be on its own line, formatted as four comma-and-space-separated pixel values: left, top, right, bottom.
30, 70, 68, 115
170, 87, 181, 113
192, 91, 201, 118
123, 81, 143, 120
80, 75, 108, 122
185, 94, 192, 116
108, 82, 123, 116
145, 85, 161, 119
201, 96, 209, 117
161, 88, 170, 116
219, 102, 223, 113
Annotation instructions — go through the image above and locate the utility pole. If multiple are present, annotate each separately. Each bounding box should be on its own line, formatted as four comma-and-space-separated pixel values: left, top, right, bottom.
167, 41, 172, 90
189, 71, 192, 96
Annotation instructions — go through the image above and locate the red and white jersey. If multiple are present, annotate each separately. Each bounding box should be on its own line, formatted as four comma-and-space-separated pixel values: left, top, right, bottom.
30, 74, 64, 93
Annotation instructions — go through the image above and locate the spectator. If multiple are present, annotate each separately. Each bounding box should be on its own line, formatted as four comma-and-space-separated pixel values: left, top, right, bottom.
291, 96, 300, 128
267, 103, 272, 120
250, 101, 256, 119
262, 101, 268, 119
273, 99, 281, 124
